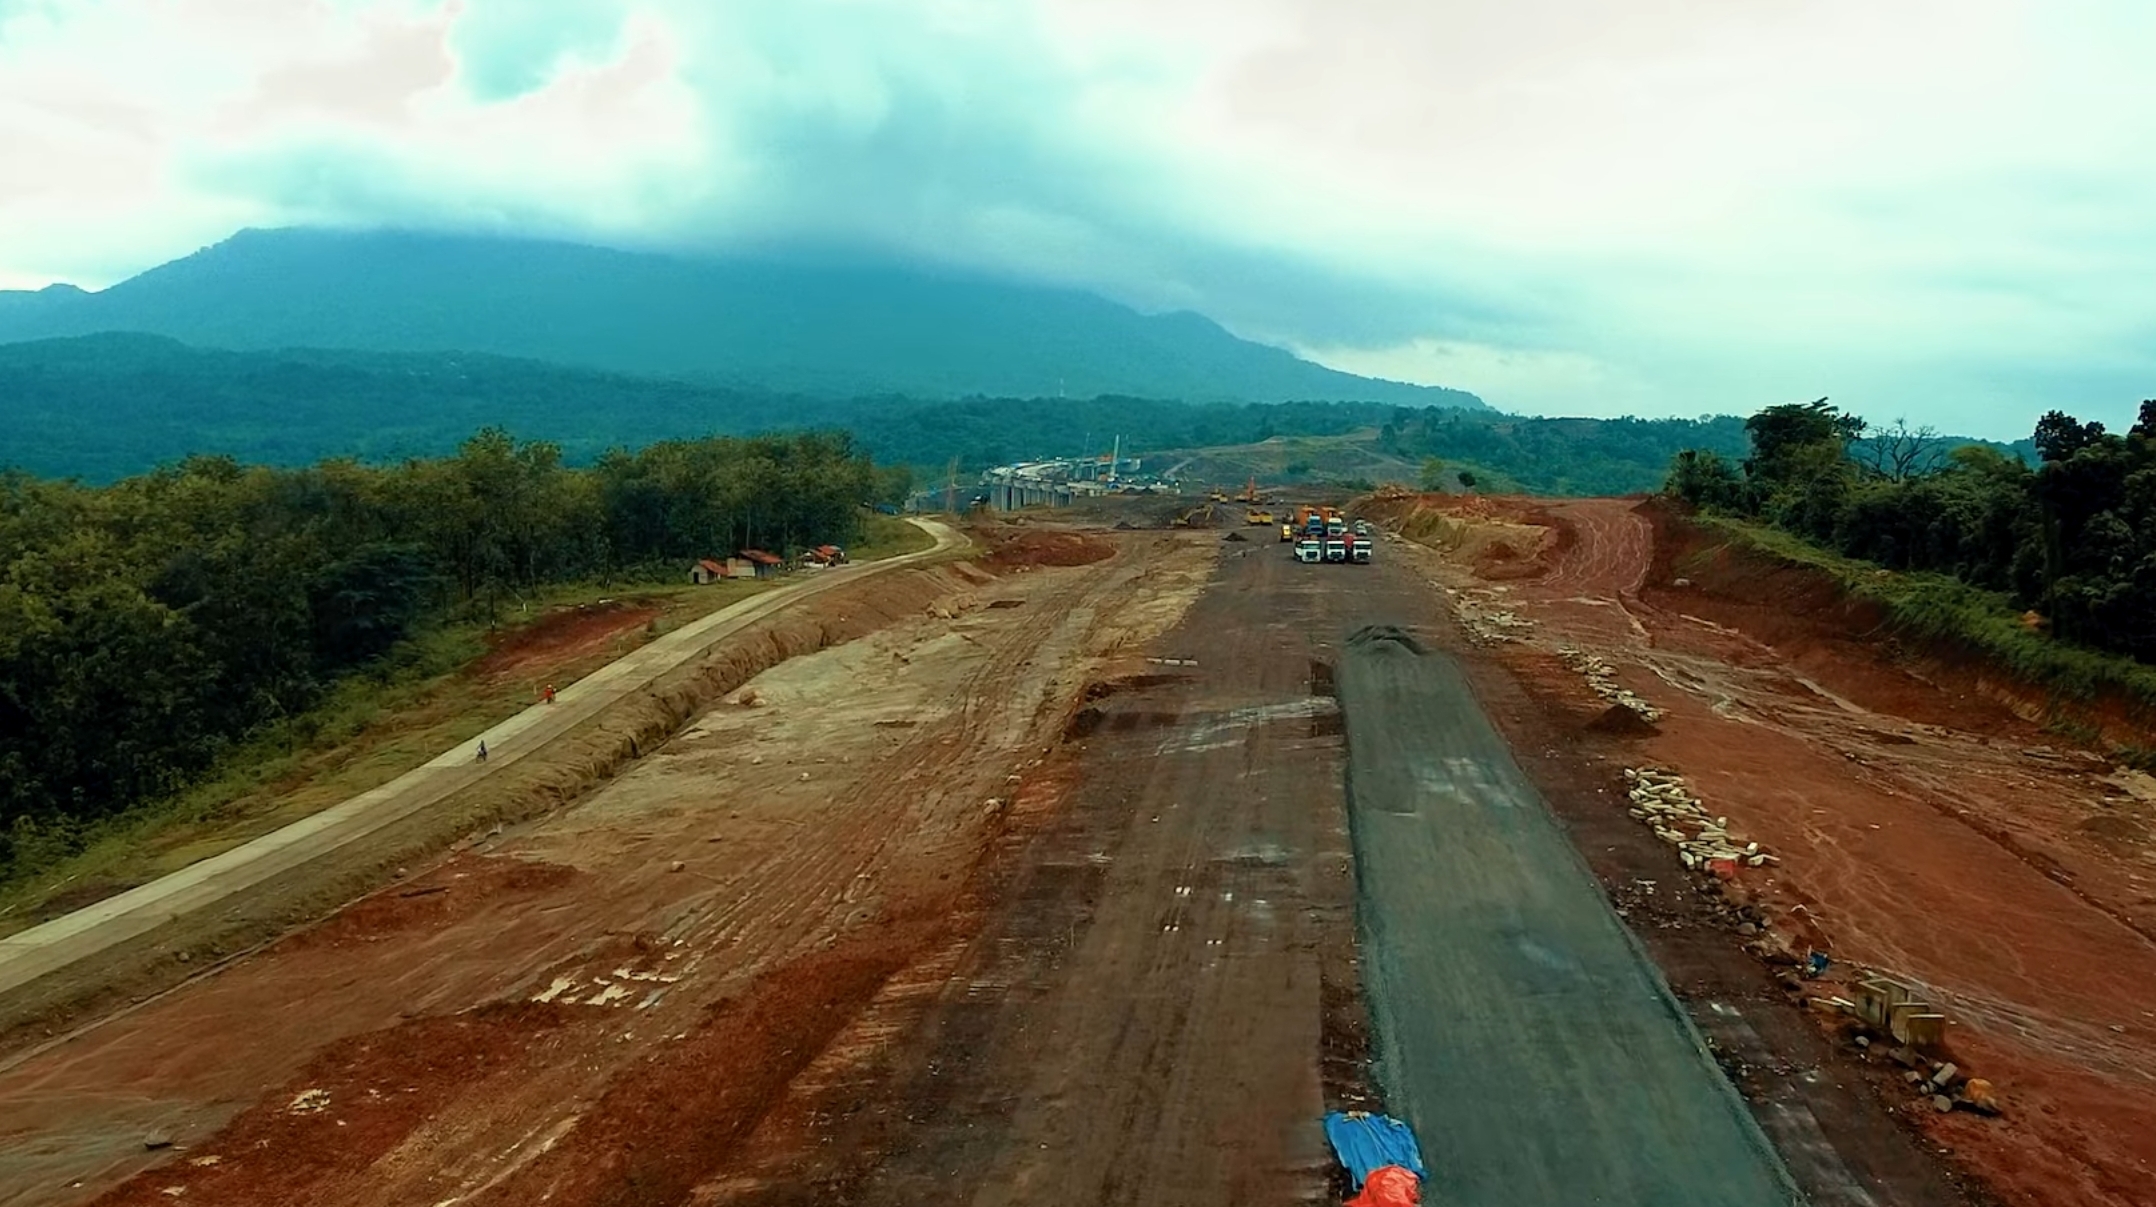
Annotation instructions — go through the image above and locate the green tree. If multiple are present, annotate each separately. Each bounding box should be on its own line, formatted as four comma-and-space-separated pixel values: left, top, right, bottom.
1420, 457, 1448, 491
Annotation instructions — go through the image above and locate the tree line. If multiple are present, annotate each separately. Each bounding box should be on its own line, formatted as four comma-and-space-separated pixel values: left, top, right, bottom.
1666, 398, 2156, 662
0, 428, 904, 874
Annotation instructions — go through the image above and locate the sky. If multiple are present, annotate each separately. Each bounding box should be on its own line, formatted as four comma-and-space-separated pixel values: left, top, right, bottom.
1, 0, 2151, 439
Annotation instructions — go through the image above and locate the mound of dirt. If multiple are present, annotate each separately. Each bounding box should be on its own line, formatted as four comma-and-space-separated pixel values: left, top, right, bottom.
979, 530, 1117, 571
1223, 531, 1248, 542
1586, 703, 1661, 738
1358, 493, 1563, 581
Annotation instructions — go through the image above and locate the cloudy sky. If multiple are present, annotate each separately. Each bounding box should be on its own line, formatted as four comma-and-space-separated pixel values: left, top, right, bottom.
1, 0, 2150, 438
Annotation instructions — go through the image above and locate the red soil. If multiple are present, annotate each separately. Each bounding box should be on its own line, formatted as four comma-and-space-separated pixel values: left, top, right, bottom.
975, 527, 1118, 571
1412, 494, 2156, 1207
472, 601, 662, 681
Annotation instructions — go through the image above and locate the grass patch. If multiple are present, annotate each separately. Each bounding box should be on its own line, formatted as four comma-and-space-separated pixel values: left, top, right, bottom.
0, 573, 776, 936
1695, 514, 2156, 717
852, 512, 939, 561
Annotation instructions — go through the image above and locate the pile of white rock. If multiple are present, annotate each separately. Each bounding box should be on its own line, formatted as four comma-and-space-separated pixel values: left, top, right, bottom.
1559, 644, 1664, 722
1622, 767, 1777, 871
1450, 589, 1535, 644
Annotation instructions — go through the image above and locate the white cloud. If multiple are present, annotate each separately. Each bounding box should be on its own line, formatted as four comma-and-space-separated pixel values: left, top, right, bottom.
0, 0, 2151, 438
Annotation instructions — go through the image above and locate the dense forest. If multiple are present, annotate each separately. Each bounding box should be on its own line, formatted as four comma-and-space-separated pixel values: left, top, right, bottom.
3, 333, 1849, 495
1667, 399, 2156, 662
0, 429, 901, 875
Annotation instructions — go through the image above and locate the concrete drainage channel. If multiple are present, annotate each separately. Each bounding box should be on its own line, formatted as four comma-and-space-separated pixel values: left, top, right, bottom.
1334, 624, 1803, 1206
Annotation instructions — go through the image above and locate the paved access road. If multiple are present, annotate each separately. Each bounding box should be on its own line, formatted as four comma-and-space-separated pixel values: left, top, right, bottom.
0, 521, 960, 1001
1338, 624, 1800, 1206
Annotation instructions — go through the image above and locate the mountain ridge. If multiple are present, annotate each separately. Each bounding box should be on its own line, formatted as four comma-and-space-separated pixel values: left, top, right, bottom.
0, 227, 1487, 409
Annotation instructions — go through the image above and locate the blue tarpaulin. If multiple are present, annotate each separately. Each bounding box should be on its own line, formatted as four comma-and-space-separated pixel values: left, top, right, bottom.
1323, 1111, 1428, 1190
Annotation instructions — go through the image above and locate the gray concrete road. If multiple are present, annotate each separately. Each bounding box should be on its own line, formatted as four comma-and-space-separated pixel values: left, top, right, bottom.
1339, 625, 1802, 1206
0, 521, 959, 1001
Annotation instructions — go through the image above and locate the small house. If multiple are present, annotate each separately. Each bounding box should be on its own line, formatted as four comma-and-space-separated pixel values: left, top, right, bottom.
691, 558, 727, 585
739, 549, 785, 579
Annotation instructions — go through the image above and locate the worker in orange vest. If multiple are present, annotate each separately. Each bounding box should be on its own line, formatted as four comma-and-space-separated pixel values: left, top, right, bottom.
542, 683, 557, 705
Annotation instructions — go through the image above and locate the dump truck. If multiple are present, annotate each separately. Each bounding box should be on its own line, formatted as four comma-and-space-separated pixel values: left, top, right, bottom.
1324, 536, 1349, 563
1295, 538, 1324, 564
1247, 509, 1274, 526
1350, 534, 1373, 564
1280, 522, 1295, 543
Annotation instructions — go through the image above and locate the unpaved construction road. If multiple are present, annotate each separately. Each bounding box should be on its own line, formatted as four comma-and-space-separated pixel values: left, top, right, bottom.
0, 509, 2091, 1207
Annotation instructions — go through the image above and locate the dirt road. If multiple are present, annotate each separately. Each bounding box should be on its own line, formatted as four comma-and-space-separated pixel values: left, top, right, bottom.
0, 511, 2030, 1207
688, 537, 1928, 1207
0, 521, 961, 1002
756, 539, 1372, 1204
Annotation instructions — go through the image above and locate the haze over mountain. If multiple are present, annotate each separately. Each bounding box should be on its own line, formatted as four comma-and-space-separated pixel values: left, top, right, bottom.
0, 228, 1484, 411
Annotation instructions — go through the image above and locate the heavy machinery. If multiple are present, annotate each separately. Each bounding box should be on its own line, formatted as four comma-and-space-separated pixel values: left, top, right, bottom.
1236, 474, 1261, 504
1247, 508, 1275, 526
1324, 536, 1349, 563
1349, 534, 1373, 564
1295, 538, 1324, 564
1280, 522, 1295, 543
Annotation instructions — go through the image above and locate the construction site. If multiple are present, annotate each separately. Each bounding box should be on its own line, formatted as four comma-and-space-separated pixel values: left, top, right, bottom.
1, 495, 2152, 1207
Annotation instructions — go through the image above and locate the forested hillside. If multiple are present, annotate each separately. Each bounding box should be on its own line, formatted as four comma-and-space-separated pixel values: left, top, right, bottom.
0, 228, 1487, 410
0, 429, 900, 876
1667, 399, 2156, 665
2, 334, 1771, 495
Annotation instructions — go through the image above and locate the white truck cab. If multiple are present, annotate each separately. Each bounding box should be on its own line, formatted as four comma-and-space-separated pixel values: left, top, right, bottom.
1295, 539, 1323, 563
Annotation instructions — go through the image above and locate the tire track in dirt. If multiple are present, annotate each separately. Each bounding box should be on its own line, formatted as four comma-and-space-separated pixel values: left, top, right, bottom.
0, 534, 1216, 1207
432, 543, 1204, 1207
690, 544, 1367, 1207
